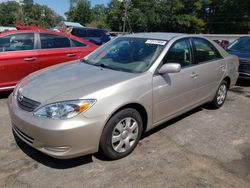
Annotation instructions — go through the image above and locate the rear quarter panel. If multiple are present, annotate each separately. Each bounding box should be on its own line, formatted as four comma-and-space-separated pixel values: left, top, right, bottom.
224, 54, 239, 88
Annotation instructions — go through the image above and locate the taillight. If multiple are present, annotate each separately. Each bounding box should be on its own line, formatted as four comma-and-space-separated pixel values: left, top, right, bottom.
236, 58, 240, 72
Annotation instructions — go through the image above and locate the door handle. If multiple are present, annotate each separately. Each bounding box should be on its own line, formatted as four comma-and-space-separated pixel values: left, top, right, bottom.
24, 57, 37, 61
190, 72, 198, 78
220, 64, 226, 69
67, 53, 77, 57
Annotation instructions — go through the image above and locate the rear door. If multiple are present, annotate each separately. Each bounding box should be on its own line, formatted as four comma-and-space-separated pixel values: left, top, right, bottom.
70, 38, 95, 59
36, 33, 79, 70
0, 32, 37, 89
191, 37, 226, 102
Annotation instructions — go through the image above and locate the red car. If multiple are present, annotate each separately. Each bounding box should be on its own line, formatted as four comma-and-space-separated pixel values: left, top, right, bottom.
0, 26, 98, 92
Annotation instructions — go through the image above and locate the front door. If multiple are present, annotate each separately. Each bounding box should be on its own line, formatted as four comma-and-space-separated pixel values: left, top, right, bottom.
153, 38, 199, 124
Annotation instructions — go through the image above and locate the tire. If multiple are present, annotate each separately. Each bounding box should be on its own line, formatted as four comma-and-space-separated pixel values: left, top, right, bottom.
99, 108, 143, 160
210, 80, 228, 109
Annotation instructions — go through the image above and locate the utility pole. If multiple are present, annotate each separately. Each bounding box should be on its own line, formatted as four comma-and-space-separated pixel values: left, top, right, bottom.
18, 0, 24, 24
205, 6, 210, 34
122, 0, 128, 33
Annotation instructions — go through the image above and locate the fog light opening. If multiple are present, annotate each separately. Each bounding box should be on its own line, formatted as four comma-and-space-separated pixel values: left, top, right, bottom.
43, 146, 71, 153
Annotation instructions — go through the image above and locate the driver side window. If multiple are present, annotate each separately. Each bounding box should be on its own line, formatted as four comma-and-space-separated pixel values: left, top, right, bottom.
164, 39, 193, 67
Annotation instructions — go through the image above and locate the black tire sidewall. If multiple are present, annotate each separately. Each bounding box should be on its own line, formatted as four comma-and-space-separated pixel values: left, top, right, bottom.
100, 108, 143, 160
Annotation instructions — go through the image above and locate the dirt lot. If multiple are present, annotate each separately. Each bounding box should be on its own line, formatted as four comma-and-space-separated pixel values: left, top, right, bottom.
0, 81, 249, 188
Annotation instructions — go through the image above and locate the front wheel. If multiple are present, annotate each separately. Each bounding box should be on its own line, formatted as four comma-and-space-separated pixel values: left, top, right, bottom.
210, 80, 228, 109
99, 108, 143, 160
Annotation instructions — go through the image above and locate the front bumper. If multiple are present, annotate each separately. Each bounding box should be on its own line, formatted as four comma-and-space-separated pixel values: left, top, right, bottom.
7, 94, 107, 159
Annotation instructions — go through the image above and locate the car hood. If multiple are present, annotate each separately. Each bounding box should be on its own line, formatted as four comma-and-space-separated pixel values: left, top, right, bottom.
18, 61, 139, 104
227, 50, 250, 59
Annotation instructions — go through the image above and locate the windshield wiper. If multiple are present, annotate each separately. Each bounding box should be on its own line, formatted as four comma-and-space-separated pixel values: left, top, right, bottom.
80, 58, 92, 64
80, 59, 110, 68
96, 63, 121, 71
81, 60, 137, 73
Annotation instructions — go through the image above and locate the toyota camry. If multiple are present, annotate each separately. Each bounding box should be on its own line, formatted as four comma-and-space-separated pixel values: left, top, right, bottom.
8, 33, 239, 160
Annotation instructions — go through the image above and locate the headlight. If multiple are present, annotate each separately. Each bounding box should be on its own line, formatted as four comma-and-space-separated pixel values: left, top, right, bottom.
33, 99, 96, 120
13, 82, 21, 96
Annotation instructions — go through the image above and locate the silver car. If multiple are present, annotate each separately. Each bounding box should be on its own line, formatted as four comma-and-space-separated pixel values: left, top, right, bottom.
8, 33, 239, 160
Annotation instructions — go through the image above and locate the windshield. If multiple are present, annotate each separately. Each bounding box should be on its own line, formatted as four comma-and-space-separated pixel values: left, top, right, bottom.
227, 37, 250, 52
84, 37, 167, 73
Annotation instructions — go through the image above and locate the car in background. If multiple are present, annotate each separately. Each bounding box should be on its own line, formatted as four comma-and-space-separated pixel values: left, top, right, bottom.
227, 36, 250, 79
8, 33, 239, 160
71, 27, 110, 45
213, 39, 229, 49
0, 27, 98, 92
108, 32, 118, 40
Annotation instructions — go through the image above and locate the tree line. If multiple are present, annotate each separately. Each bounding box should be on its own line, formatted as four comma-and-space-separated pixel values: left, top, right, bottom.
0, 0, 63, 28
0, 0, 249, 34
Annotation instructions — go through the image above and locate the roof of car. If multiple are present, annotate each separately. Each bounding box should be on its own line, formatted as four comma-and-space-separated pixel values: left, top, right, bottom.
0, 28, 97, 47
73, 27, 107, 31
124, 32, 185, 41
61, 21, 84, 28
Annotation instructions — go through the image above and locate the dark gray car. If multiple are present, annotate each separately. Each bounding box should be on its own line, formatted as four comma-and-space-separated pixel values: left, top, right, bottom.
227, 36, 250, 79
71, 27, 110, 45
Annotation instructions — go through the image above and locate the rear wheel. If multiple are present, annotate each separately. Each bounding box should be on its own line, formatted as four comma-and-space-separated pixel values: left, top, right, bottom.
99, 108, 143, 160
210, 80, 228, 109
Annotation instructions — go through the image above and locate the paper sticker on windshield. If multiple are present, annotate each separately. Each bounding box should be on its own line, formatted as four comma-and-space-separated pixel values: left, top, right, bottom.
146, 40, 167, 45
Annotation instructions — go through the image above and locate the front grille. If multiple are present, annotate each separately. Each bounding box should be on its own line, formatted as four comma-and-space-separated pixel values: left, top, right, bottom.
17, 92, 41, 112
12, 124, 34, 144
239, 59, 250, 73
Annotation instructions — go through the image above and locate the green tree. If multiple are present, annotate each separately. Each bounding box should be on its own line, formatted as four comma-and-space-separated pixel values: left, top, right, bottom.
22, 3, 63, 28
0, 1, 63, 28
131, 0, 205, 33
204, 0, 250, 33
106, 0, 205, 32
92, 4, 107, 21
66, 0, 92, 26
0, 1, 23, 26
106, 0, 123, 31
88, 4, 108, 29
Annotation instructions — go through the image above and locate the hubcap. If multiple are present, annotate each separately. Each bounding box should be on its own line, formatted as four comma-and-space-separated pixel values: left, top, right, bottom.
217, 84, 227, 105
111, 117, 139, 153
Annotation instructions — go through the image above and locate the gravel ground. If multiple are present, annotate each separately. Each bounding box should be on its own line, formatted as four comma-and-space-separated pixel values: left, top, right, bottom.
0, 80, 249, 188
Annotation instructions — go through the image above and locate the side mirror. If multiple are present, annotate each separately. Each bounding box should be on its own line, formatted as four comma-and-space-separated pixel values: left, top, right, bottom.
158, 63, 181, 75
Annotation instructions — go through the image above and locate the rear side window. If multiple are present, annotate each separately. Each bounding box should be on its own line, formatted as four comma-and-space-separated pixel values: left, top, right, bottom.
193, 38, 222, 63
72, 28, 87, 38
87, 29, 102, 37
71, 39, 87, 47
40, 33, 70, 49
0, 33, 34, 52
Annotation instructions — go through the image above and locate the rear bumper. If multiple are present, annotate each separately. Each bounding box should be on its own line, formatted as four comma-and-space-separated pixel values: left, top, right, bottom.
239, 59, 250, 79
239, 72, 250, 79
7, 94, 108, 159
